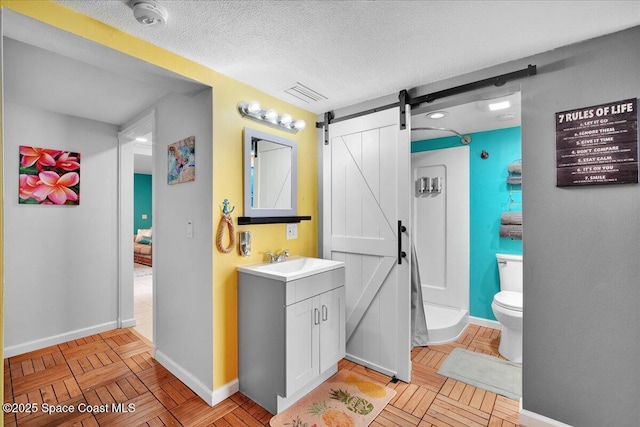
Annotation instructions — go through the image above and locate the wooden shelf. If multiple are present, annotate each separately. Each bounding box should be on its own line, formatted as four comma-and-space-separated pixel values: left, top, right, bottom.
237, 216, 311, 225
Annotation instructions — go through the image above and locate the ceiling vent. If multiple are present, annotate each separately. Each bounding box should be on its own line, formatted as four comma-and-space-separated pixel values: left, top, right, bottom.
284, 83, 328, 104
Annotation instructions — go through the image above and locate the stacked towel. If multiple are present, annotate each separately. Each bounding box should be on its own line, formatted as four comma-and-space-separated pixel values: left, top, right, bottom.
508, 162, 522, 173
507, 175, 522, 185
500, 211, 523, 240
501, 212, 522, 225
500, 225, 523, 240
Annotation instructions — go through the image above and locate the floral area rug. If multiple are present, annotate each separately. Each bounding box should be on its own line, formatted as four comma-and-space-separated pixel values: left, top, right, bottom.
270, 370, 395, 427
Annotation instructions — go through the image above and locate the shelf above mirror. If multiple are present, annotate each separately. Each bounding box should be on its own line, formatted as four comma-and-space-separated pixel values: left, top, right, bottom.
237, 216, 311, 225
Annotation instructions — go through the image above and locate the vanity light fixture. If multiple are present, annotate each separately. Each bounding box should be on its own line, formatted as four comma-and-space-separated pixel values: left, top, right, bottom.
237, 101, 306, 133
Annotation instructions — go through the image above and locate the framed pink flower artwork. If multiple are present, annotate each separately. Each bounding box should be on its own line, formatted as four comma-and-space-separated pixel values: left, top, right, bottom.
19, 145, 81, 205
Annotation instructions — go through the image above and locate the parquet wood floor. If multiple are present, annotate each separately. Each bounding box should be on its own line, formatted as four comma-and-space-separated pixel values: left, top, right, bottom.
4, 325, 521, 426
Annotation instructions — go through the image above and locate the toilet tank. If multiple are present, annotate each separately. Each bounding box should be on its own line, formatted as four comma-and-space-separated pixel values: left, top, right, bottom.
496, 253, 523, 292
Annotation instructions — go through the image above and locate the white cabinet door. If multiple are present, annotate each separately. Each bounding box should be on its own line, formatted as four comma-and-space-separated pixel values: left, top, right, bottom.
319, 287, 345, 372
285, 296, 319, 396
285, 285, 346, 397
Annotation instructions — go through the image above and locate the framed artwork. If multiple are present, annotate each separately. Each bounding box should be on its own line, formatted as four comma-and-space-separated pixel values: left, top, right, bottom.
19, 145, 80, 205
168, 136, 195, 184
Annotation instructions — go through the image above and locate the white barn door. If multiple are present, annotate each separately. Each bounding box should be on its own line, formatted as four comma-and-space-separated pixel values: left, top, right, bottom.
323, 107, 411, 381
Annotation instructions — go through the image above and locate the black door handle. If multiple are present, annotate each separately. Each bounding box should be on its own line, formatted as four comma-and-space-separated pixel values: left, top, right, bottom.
398, 221, 407, 264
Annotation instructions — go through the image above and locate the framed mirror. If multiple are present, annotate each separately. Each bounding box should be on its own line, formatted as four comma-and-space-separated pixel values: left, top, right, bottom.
243, 127, 297, 218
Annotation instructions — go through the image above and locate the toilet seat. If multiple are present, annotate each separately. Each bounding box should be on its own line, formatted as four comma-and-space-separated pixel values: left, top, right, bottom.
493, 291, 522, 311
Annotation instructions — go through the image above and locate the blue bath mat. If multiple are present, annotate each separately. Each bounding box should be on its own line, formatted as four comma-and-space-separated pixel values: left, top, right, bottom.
438, 348, 522, 400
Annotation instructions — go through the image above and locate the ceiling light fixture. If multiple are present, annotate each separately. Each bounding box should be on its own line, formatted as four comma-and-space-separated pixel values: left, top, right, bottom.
131, 0, 169, 26
135, 137, 148, 142
237, 101, 306, 133
488, 100, 511, 111
427, 111, 448, 119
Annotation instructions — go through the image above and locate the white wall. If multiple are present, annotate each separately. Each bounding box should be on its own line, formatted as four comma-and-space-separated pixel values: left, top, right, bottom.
4, 102, 120, 356
152, 90, 214, 402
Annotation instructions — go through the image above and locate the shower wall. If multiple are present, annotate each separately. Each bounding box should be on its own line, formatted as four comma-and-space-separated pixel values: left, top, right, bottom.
412, 145, 469, 311
412, 126, 522, 320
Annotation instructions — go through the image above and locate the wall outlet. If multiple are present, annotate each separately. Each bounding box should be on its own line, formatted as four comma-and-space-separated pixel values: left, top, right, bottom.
286, 223, 298, 240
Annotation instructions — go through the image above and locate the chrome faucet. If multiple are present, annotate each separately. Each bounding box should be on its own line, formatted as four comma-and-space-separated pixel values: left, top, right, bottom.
276, 249, 290, 262
266, 249, 290, 263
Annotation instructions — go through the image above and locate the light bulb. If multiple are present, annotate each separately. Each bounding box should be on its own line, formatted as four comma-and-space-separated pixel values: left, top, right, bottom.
280, 114, 293, 126
247, 101, 261, 114
294, 119, 306, 130
264, 109, 278, 122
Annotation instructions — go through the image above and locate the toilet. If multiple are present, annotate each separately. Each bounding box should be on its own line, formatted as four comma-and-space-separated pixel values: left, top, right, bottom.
491, 253, 523, 363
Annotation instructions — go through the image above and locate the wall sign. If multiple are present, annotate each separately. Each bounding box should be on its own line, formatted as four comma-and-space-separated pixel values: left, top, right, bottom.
556, 98, 638, 187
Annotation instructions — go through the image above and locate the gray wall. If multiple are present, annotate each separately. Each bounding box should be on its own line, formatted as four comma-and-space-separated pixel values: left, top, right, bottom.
519, 26, 640, 426
327, 25, 640, 426
153, 90, 214, 397
4, 102, 119, 354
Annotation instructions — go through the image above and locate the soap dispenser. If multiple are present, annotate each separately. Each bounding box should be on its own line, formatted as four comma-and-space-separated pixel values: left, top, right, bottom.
239, 231, 251, 257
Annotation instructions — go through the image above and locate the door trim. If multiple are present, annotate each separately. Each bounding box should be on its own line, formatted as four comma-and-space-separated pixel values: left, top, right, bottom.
117, 112, 156, 334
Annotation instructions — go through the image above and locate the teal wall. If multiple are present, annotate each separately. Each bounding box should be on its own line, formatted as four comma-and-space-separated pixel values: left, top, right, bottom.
134, 173, 152, 234
412, 126, 522, 320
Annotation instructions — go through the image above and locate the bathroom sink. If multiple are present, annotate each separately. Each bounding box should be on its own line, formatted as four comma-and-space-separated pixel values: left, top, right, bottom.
238, 256, 344, 282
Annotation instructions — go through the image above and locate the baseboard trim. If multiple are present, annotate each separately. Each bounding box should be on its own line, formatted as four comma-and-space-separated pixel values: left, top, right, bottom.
121, 317, 137, 328
4, 321, 118, 358
519, 400, 573, 427
212, 378, 240, 406
469, 316, 502, 330
154, 349, 236, 406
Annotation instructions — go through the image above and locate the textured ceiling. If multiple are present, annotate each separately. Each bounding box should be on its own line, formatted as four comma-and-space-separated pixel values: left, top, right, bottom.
52, 1, 640, 114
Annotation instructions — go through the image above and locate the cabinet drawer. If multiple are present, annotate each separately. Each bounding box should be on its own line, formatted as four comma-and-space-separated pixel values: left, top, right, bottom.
286, 267, 345, 305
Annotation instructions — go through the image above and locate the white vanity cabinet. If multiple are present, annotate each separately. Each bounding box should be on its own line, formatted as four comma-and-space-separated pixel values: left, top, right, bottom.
285, 286, 345, 395
238, 259, 345, 414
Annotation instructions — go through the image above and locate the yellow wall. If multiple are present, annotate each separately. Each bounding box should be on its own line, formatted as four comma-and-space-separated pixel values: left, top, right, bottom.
0, 8, 3, 414
1, 0, 318, 391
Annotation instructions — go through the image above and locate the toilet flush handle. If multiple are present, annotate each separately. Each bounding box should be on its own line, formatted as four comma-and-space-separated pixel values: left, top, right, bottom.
498, 260, 507, 265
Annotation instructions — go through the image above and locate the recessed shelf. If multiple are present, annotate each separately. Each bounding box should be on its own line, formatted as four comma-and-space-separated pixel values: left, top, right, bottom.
237, 216, 311, 225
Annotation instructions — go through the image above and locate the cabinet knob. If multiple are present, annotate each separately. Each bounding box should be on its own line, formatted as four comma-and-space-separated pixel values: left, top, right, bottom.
314, 308, 320, 325
322, 305, 328, 321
